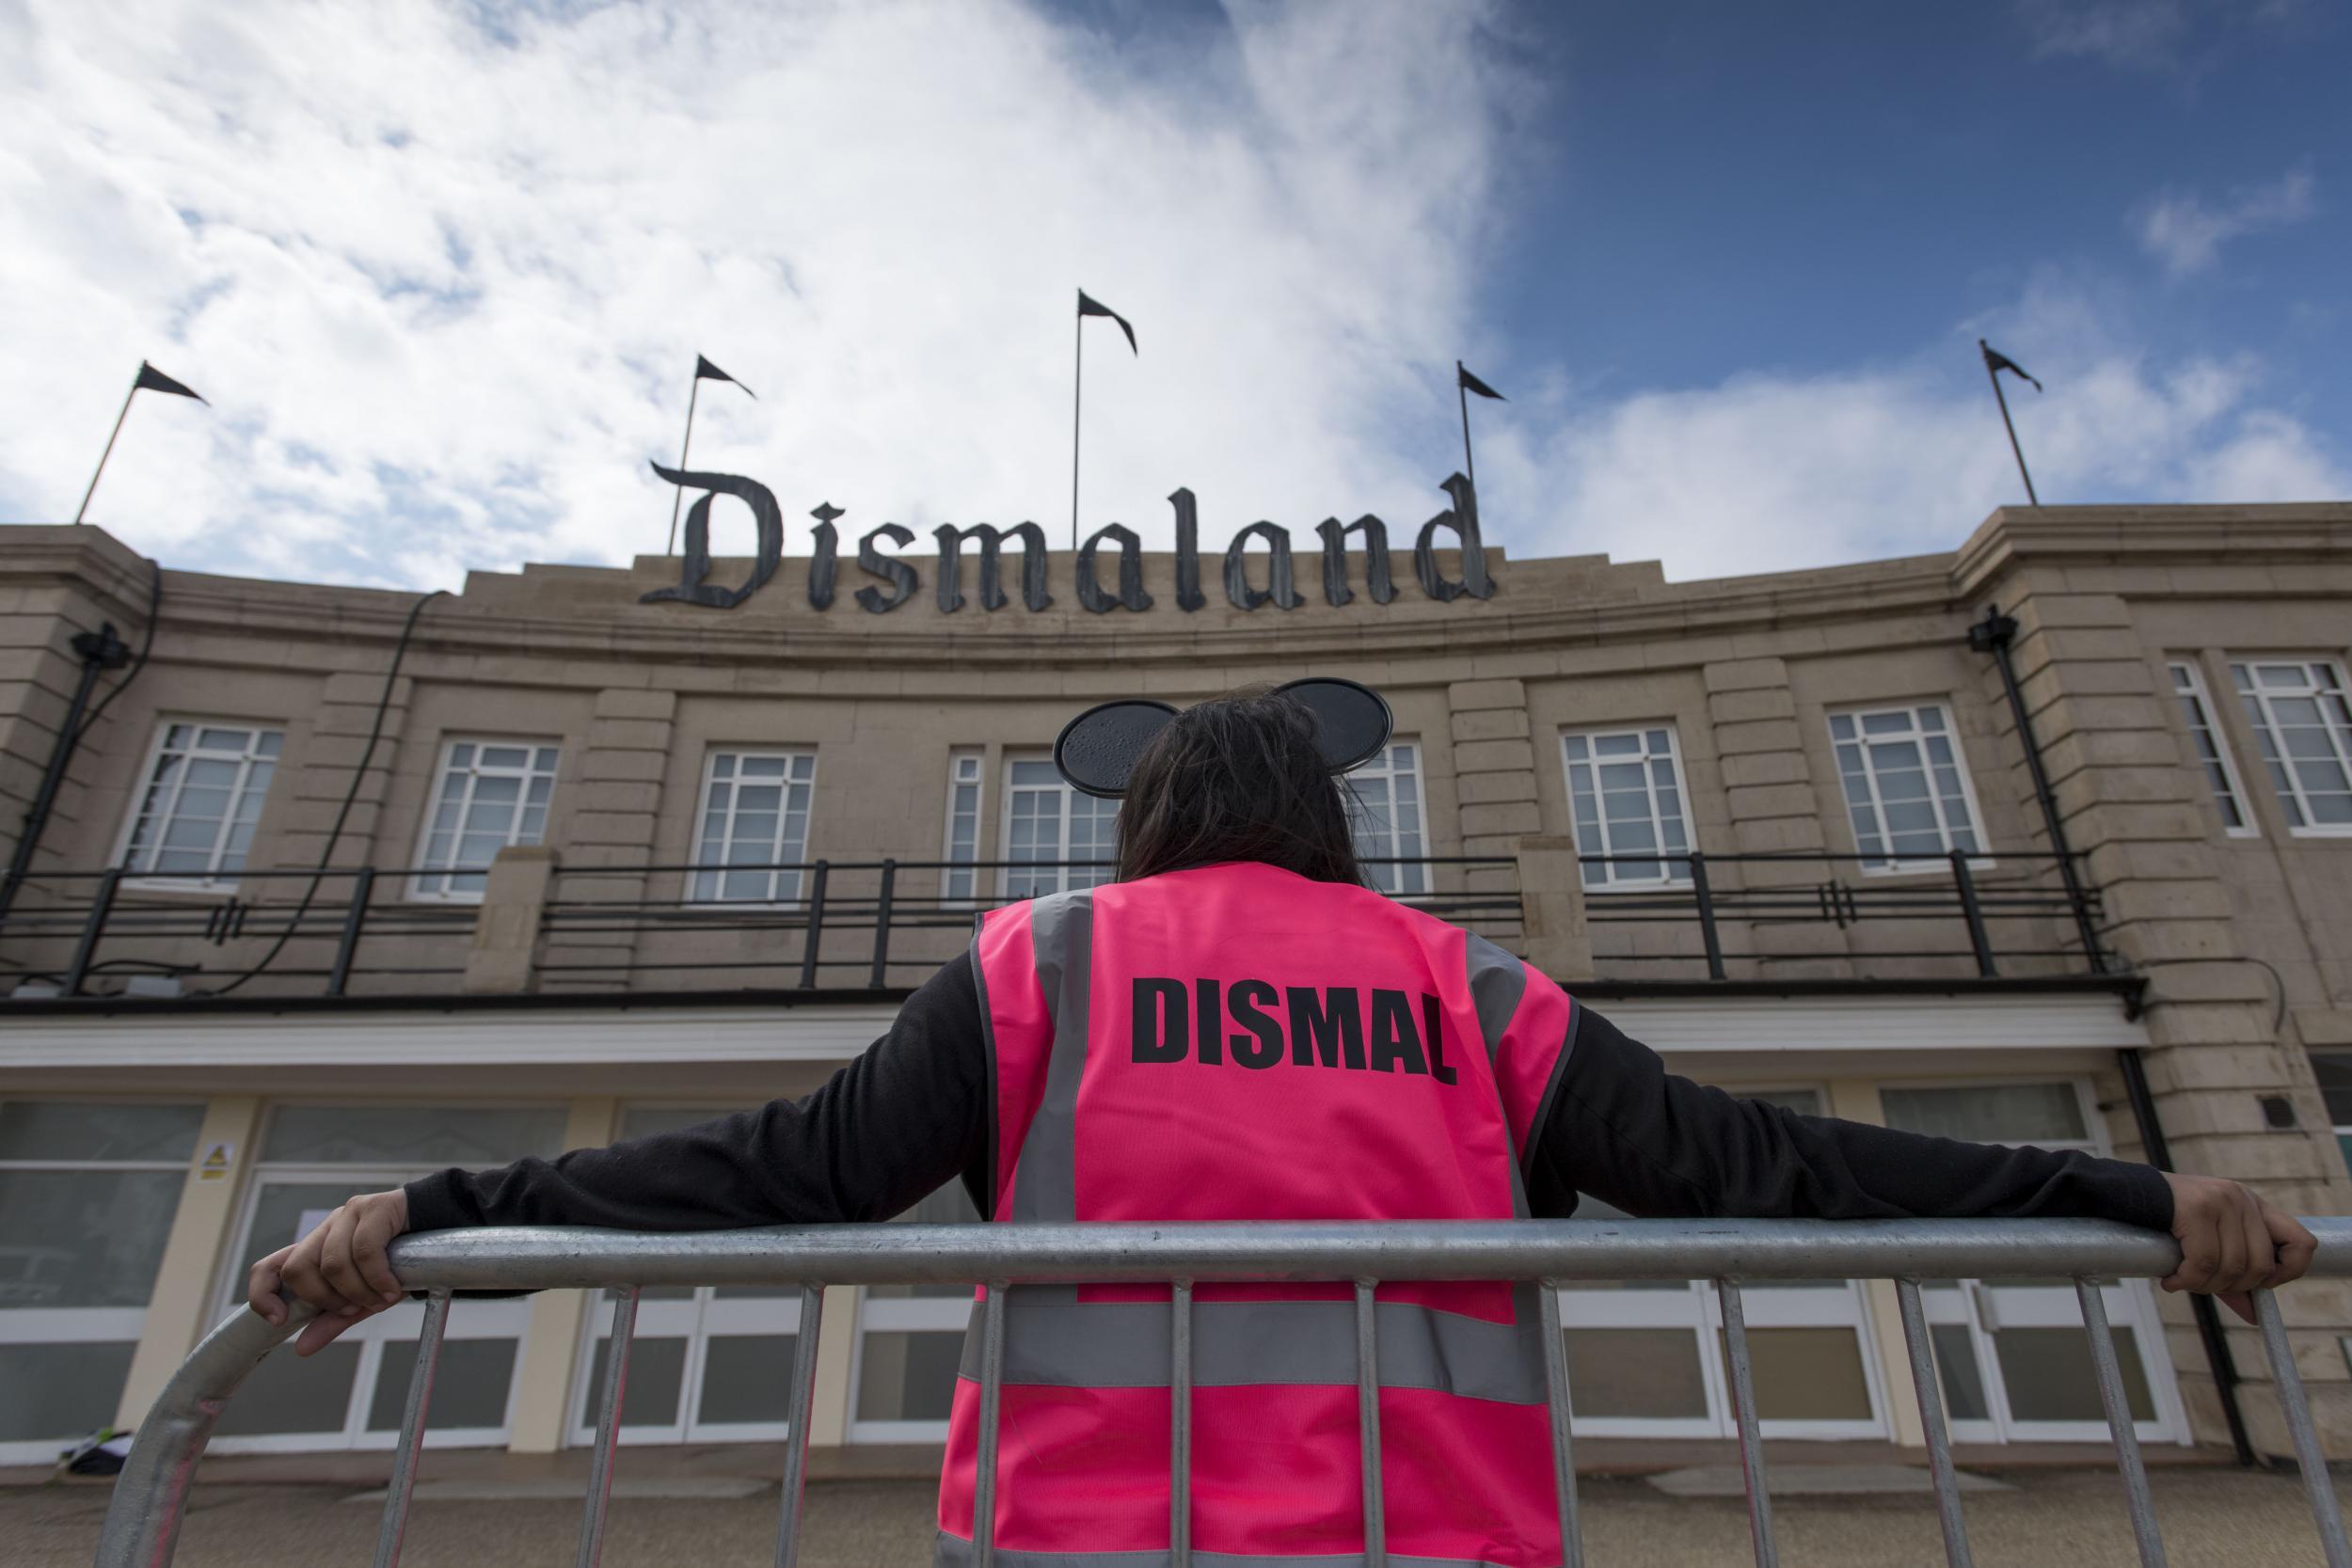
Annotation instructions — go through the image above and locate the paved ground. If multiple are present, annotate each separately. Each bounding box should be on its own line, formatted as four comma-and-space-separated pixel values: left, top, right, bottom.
14, 1466, 2352, 1567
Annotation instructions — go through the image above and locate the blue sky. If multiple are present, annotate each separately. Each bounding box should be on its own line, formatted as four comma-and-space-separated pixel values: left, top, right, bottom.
1, 0, 2344, 590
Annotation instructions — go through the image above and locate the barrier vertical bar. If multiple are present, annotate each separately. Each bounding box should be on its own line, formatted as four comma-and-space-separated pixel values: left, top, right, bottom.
328, 866, 376, 996
798, 863, 830, 989
1171, 1279, 1194, 1568
576, 1288, 639, 1568
975, 1279, 1008, 1568
772, 1285, 827, 1568
371, 1291, 451, 1568
1949, 849, 1996, 977
62, 867, 121, 995
2074, 1279, 2167, 1568
2254, 1290, 2352, 1567
1689, 853, 1726, 980
1355, 1279, 1387, 1567
869, 859, 897, 988
1716, 1278, 1778, 1568
1534, 1280, 1586, 1568
1895, 1278, 1975, 1568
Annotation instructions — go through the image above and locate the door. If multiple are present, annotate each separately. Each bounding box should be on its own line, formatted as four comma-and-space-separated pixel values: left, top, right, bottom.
1554, 1088, 1888, 1440
849, 1181, 983, 1444
1881, 1082, 2185, 1445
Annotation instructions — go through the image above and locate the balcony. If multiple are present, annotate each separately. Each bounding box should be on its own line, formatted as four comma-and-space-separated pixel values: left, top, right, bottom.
0, 844, 2138, 1013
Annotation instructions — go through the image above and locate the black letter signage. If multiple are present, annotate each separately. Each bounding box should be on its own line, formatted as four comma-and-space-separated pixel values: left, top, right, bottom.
640, 464, 782, 610
934, 522, 1052, 613
807, 503, 841, 610
1224, 522, 1302, 611
1413, 473, 1495, 602
1076, 524, 1153, 613
854, 524, 918, 613
1315, 515, 1396, 608
1168, 487, 1208, 612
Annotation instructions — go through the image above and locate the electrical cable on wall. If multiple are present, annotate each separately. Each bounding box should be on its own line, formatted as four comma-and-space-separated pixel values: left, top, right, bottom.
75, 559, 162, 745
202, 587, 447, 997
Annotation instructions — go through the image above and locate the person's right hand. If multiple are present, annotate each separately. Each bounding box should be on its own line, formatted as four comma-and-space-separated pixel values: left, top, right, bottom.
247, 1189, 413, 1356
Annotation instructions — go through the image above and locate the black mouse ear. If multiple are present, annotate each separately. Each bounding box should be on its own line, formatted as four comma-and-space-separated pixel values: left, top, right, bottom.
1055, 699, 1180, 798
1275, 677, 1394, 774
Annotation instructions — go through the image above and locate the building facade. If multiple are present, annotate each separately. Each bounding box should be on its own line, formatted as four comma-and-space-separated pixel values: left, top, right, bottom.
3, 500, 2349, 1469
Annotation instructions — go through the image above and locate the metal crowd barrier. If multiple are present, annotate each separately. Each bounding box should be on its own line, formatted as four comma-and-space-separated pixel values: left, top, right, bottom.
97, 1217, 2352, 1568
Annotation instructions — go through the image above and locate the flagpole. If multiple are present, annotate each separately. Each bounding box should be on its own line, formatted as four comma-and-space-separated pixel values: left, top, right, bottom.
72, 373, 143, 526
1455, 361, 1476, 496
665, 374, 703, 555
1071, 305, 1085, 554
1981, 345, 2040, 506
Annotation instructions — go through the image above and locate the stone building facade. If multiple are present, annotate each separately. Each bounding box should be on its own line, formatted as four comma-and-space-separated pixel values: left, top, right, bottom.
2, 500, 2349, 1470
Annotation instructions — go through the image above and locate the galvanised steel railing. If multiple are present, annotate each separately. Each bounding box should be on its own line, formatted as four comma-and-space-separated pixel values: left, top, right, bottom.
97, 1217, 2352, 1568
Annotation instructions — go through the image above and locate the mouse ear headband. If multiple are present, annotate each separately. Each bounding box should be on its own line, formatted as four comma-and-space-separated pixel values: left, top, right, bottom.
1053, 677, 1394, 799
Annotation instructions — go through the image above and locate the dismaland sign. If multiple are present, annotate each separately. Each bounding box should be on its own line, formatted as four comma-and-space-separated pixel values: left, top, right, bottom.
641, 464, 1497, 614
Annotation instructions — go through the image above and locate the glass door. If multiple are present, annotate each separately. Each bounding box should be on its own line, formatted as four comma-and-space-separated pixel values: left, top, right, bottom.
1882, 1083, 2185, 1444
1556, 1089, 1886, 1440
849, 1182, 982, 1444
566, 1107, 805, 1445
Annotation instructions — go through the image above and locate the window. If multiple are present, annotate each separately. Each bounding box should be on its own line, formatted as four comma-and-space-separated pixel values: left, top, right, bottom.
1345, 741, 1427, 895
116, 722, 282, 888
1001, 759, 1118, 898
1, 1101, 203, 1459
2313, 1055, 2352, 1180
1827, 705, 1985, 871
691, 751, 817, 903
942, 752, 983, 902
1561, 727, 1692, 890
2232, 660, 2352, 833
410, 740, 558, 901
2169, 662, 2255, 836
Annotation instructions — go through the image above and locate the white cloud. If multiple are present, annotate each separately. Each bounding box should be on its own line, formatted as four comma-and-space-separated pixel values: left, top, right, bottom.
2019, 0, 2194, 72
2136, 166, 2316, 277
0, 1, 2342, 602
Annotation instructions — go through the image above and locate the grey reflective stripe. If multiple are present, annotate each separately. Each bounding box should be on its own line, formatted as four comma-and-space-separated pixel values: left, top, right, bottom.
969, 923, 1002, 1213
1522, 1000, 1585, 1192
956, 1295, 1548, 1405
1009, 889, 1094, 1225
1462, 933, 1527, 1067
936, 1533, 1521, 1568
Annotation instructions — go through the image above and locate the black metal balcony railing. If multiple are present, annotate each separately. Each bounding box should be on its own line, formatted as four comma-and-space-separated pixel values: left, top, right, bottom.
0, 847, 2112, 1006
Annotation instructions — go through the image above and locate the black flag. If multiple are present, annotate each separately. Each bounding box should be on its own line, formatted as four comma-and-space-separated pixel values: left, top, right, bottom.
694, 355, 755, 397
1077, 291, 1137, 354
1457, 363, 1505, 401
134, 361, 206, 404
1979, 341, 2041, 393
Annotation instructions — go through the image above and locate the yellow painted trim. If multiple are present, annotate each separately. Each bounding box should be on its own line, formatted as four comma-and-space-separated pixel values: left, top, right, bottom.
1824, 1079, 1930, 1449
807, 1285, 861, 1447
505, 1097, 616, 1453
115, 1096, 263, 1431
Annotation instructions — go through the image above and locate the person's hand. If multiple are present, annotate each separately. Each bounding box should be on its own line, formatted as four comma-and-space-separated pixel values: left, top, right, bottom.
2162, 1173, 2315, 1324
247, 1189, 413, 1355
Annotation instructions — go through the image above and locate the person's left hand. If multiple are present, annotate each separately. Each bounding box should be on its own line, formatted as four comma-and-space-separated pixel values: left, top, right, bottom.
2162, 1173, 2315, 1324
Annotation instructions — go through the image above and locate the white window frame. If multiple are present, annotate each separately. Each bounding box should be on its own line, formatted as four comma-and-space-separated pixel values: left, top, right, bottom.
0, 1098, 204, 1466
2168, 661, 2257, 838
406, 738, 560, 903
688, 750, 818, 906
1560, 724, 1695, 892
941, 751, 985, 904
1826, 703, 1992, 875
111, 721, 285, 893
2231, 658, 2352, 837
997, 756, 1118, 899
1344, 740, 1428, 895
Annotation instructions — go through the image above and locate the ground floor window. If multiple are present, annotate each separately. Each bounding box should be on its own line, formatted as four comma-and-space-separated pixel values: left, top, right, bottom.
849, 1180, 982, 1442
208, 1103, 564, 1453
1880, 1082, 2183, 1443
569, 1108, 805, 1445
1556, 1088, 1885, 1438
0, 1100, 203, 1463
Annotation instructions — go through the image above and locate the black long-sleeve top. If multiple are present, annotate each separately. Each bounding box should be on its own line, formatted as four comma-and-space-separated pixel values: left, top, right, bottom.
406, 952, 2173, 1236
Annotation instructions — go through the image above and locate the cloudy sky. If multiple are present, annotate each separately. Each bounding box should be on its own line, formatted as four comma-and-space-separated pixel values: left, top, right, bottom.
2, 0, 2344, 592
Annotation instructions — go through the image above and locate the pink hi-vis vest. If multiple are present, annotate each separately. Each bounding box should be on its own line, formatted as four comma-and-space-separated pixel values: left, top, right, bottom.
937, 861, 1579, 1568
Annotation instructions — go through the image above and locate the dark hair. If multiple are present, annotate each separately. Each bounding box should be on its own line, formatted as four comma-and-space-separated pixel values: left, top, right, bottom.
1114, 686, 1365, 886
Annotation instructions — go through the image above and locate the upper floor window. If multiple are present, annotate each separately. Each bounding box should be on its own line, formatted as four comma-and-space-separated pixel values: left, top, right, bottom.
1827, 704, 1985, 872
1003, 758, 1117, 899
116, 722, 282, 889
2231, 660, 2352, 834
2168, 662, 2255, 837
692, 751, 817, 903
410, 740, 557, 901
942, 752, 983, 902
1346, 741, 1427, 895
1561, 726, 1692, 890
